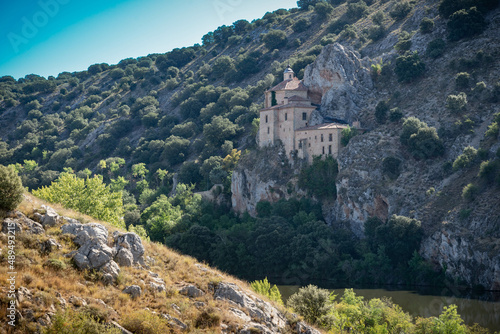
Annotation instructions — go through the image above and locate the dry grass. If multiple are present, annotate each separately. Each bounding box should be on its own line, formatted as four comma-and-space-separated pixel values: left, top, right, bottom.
0, 193, 298, 333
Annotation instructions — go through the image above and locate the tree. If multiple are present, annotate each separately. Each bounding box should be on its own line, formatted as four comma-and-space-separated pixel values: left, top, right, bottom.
287, 285, 334, 324
446, 92, 467, 112
140, 195, 182, 241
298, 156, 338, 199
375, 100, 389, 124
212, 56, 235, 78
394, 52, 425, 82
0, 165, 24, 211
346, 1, 368, 20
261, 30, 288, 50
250, 278, 283, 304
297, 0, 319, 10
203, 116, 242, 146
293, 18, 310, 33
453, 146, 477, 170
315, 2, 334, 20
408, 127, 444, 159
33, 173, 124, 227
426, 38, 446, 58
434, 305, 468, 334
341, 126, 358, 146
447, 7, 487, 41
390, 1, 414, 20
420, 17, 434, 33
162, 136, 190, 165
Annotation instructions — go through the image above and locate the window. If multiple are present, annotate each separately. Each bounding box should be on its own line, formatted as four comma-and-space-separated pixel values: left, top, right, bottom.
265, 115, 268, 123
322, 146, 325, 154
302, 112, 307, 121
267, 127, 270, 134
329, 145, 332, 154
321, 134, 324, 142
285, 113, 287, 121
329, 133, 332, 141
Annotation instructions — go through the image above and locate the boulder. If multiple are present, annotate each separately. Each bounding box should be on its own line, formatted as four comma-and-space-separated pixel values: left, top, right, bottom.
149, 282, 166, 293
123, 285, 142, 299
40, 205, 62, 227
61, 222, 108, 245
40, 239, 62, 254
115, 248, 134, 267
179, 285, 204, 298
113, 231, 145, 265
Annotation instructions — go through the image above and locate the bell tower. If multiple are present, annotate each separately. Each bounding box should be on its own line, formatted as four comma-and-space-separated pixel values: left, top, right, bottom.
283, 65, 294, 81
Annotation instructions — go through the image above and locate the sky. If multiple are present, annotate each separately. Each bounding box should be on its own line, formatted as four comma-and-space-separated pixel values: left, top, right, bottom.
0, 0, 298, 79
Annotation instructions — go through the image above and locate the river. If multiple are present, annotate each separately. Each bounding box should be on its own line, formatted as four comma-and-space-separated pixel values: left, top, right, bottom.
278, 285, 500, 332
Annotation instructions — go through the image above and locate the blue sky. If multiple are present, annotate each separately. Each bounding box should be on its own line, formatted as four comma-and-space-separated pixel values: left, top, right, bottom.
0, 0, 297, 79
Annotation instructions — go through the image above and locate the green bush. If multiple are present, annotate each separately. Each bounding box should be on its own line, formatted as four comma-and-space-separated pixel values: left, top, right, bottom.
341, 125, 358, 146
45, 309, 121, 334
394, 31, 412, 52
462, 183, 478, 201
0, 165, 24, 211
447, 7, 487, 41
446, 92, 467, 112
394, 52, 425, 82
453, 146, 478, 170
389, 107, 403, 122
293, 18, 310, 32
401, 117, 444, 159
346, 0, 369, 20
390, 1, 414, 20
298, 156, 338, 199
478, 160, 499, 182
455, 72, 470, 89
261, 30, 288, 50
315, 2, 334, 20
287, 285, 334, 324
420, 17, 435, 33
375, 100, 389, 123
426, 38, 446, 59
250, 277, 283, 304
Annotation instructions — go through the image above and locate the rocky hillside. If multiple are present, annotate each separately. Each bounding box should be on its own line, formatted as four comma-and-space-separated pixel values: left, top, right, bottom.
232, 0, 500, 291
0, 194, 321, 333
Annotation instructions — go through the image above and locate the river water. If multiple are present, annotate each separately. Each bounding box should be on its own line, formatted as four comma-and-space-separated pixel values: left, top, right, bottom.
278, 285, 500, 332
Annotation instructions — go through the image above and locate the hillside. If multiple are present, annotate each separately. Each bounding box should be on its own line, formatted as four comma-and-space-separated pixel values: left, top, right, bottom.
0, 194, 322, 333
0, 0, 499, 298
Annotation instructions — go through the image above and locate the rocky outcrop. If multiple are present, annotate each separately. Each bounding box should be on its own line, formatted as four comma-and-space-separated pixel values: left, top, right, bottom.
231, 145, 304, 216
61, 221, 145, 281
303, 43, 374, 123
421, 227, 500, 290
214, 282, 320, 334
123, 285, 142, 299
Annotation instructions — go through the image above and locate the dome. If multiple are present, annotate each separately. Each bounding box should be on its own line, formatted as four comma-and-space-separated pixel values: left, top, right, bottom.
284, 65, 294, 73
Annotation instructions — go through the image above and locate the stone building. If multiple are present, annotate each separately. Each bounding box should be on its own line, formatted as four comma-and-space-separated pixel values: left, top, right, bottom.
259, 65, 350, 163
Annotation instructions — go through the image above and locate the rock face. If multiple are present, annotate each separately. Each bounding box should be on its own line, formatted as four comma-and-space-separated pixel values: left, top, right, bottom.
214, 282, 320, 334
113, 231, 145, 266
303, 43, 373, 123
231, 145, 303, 216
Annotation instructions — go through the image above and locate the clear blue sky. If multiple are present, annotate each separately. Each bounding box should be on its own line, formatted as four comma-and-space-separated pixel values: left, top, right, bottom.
0, 0, 297, 79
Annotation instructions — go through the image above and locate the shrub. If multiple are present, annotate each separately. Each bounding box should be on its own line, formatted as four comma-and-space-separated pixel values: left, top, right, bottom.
389, 107, 403, 122
346, 1, 369, 20
394, 52, 425, 82
426, 38, 446, 58
368, 24, 387, 41
372, 11, 385, 25
462, 183, 478, 201
261, 30, 288, 50
447, 7, 487, 41
298, 156, 338, 199
455, 72, 470, 89
452, 146, 478, 170
408, 127, 445, 159
375, 100, 389, 123
420, 17, 434, 33
315, 2, 334, 20
390, 1, 414, 20
250, 277, 283, 304
122, 310, 171, 334
394, 31, 412, 52
478, 160, 499, 181
287, 285, 334, 324
0, 165, 24, 211
341, 126, 358, 146
195, 310, 221, 329
446, 92, 467, 112
43, 258, 67, 271
45, 309, 121, 334
293, 18, 310, 32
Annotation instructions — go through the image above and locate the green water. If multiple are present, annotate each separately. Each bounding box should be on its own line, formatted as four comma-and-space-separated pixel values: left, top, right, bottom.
278, 286, 500, 332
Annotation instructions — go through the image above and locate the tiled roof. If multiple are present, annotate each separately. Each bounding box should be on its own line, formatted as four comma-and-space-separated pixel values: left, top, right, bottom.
287, 95, 309, 102
296, 123, 350, 131
269, 77, 308, 92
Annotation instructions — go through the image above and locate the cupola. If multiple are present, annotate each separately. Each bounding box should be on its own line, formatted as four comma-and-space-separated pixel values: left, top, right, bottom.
283, 65, 294, 81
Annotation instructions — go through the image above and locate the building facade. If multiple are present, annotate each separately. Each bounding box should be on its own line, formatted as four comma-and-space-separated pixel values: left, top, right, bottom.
259, 66, 350, 163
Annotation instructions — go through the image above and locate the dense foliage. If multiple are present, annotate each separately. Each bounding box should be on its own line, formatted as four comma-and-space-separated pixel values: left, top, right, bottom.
0, 164, 24, 211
